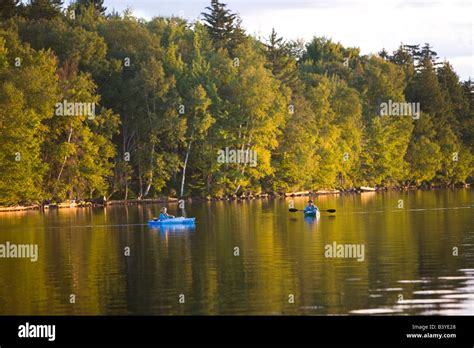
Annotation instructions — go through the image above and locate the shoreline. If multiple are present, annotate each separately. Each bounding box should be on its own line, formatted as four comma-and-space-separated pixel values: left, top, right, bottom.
0, 184, 470, 213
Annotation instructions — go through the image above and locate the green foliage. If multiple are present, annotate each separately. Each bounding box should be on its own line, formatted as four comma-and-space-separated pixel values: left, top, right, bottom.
0, 29, 59, 205
0, 0, 472, 206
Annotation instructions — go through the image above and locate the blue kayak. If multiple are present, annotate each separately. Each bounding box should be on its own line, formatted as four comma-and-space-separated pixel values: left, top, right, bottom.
148, 217, 196, 226
304, 210, 320, 219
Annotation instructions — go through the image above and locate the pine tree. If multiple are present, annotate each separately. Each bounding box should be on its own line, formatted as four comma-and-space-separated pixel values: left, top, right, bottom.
407, 57, 446, 121
264, 28, 297, 88
0, 0, 20, 20
460, 79, 474, 151
438, 62, 468, 136
378, 48, 389, 60
201, 0, 243, 53
419, 43, 440, 67
388, 44, 416, 83
26, 0, 63, 20
75, 0, 106, 15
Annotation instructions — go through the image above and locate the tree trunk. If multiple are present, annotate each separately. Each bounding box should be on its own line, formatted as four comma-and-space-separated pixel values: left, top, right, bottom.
138, 166, 143, 199
233, 132, 254, 196
56, 127, 73, 184
207, 173, 212, 194
180, 139, 193, 197
143, 143, 155, 197
124, 179, 129, 200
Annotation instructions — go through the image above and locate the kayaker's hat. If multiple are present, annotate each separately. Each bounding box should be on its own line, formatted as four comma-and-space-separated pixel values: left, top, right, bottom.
308, 200, 313, 203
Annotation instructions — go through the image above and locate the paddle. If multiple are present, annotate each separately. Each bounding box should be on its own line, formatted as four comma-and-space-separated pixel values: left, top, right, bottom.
289, 208, 336, 213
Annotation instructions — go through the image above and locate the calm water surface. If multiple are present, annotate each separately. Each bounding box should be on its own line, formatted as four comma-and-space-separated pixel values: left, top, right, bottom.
0, 189, 473, 315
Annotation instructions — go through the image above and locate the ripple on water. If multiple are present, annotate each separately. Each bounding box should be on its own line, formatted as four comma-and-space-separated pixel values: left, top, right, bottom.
441, 293, 474, 299
412, 290, 458, 295
394, 304, 441, 309
397, 299, 456, 304
350, 308, 403, 315
300, 305, 324, 310
397, 280, 430, 284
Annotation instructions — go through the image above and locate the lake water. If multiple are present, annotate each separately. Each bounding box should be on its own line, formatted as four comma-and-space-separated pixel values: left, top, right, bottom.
0, 189, 473, 315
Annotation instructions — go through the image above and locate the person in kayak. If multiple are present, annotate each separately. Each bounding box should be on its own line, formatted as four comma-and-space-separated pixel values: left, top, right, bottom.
304, 200, 318, 214
159, 207, 175, 220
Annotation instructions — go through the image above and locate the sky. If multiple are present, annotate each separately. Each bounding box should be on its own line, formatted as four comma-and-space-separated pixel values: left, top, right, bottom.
71, 0, 473, 80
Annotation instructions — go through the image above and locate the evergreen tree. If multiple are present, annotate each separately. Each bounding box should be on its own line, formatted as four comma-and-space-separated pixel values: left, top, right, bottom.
0, 0, 20, 20
407, 57, 446, 120
26, 0, 63, 20
75, 0, 106, 15
388, 44, 415, 84
378, 48, 389, 60
201, 0, 243, 53
264, 28, 297, 89
419, 43, 440, 67
438, 62, 469, 137
460, 79, 474, 151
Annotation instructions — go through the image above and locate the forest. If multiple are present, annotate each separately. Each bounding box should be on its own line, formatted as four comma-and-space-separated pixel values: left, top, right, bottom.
0, 0, 472, 206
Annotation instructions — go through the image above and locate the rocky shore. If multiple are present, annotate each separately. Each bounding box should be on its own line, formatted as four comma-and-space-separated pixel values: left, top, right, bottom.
1, 183, 470, 213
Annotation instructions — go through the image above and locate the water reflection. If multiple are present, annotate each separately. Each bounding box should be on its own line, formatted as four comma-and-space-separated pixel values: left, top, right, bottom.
149, 225, 196, 233
0, 189, 472, 315
304, 216, 320, 226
